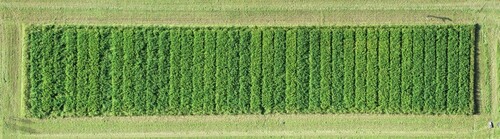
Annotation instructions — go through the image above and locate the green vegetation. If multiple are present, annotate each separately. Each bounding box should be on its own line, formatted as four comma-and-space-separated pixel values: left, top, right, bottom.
423, 27, 437, 114
1, 0, 498, 138
378, 28, 390, 113
331, 28, 344, 112
412, 28, 424, 113
203, 29, 216, 114
435, 28, 448, 113
273, 28, 286, 113
388, 28, 402, 113
447, 28, 460, 114
26, 25, 476, 118
354, 28, 367, 112
366, 28, 378, 112
401, 28, 413, 114
320, 29, 332, 112
343, 28, 355, 111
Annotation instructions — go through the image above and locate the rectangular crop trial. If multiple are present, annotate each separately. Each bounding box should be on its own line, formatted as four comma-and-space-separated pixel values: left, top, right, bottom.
26, 25, 476, 118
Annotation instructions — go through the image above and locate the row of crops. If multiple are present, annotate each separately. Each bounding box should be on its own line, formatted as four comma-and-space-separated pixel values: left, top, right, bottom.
26, 25, 475, 118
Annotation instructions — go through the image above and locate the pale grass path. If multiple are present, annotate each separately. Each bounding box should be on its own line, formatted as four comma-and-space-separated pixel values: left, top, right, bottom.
0, 23, 24, 138
479, 7, 500, 137
20, 114, 489, 138
0, 23, 5, 139
491, 26, 500, 137
1, 0, 494, 25
21, 130, 474, 138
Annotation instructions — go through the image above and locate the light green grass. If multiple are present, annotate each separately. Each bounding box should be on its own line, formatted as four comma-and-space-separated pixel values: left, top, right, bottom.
17, 114, 491, 138
492, 23, 500, 137
1, 0, 499, 138
0, 22, 4, 139
1, 22, 25, 139
1, 0, 494, 25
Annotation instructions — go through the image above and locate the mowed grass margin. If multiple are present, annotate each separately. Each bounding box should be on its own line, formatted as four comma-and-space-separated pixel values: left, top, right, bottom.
1, 0, 499, 138
18, 114, 490, 138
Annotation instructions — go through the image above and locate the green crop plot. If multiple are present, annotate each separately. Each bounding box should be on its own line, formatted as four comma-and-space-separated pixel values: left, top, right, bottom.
26, 25, 475, 118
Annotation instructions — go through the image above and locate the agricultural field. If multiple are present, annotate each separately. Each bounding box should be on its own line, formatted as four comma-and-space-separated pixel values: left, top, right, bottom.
2, 0, 500, 138
26, 25, 475, 118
